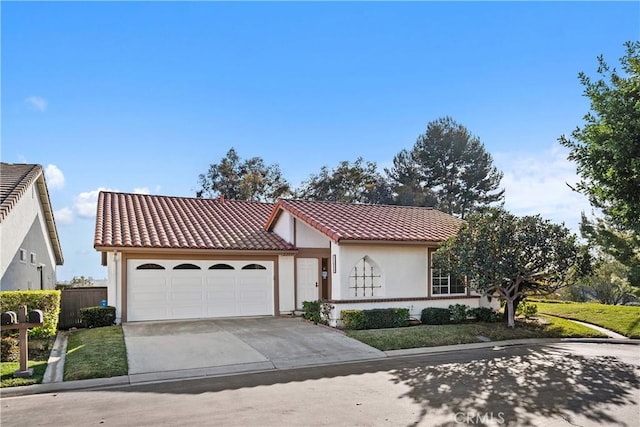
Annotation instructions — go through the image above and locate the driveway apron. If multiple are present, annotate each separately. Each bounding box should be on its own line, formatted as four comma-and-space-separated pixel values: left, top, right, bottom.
122, 317, 385, 383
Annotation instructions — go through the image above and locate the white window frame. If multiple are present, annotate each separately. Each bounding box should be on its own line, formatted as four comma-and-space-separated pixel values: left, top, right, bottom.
430, 253, 466, 296
30, 252, 37, 265
19, 249, 27, 263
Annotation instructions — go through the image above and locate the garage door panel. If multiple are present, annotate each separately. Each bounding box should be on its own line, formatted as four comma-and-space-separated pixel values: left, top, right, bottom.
128, 259, 273, 321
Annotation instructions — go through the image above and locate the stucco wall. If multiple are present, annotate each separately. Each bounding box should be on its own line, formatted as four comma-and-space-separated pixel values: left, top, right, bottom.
105, 252, 122, 323
295, 220, 330, 248
0, 182, 58, 290
334, 244, 429, 300
272, 211, 294, 244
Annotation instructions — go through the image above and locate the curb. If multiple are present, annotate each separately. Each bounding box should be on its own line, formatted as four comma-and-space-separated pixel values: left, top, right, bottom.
1, 337, 637, 398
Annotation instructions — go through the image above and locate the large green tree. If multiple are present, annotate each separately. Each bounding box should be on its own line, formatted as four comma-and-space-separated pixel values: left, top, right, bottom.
197, 148, 291, 202
296, 157, 393, 204
388, 117, 504, 218
560, 41, 640, 234
434, 208, 584, 327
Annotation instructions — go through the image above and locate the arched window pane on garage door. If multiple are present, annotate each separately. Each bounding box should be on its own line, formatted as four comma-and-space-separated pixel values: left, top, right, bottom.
242, 263, 267, 270
209, 263, 235, 270
173, 263, 201, 270
136, 263, 165, 270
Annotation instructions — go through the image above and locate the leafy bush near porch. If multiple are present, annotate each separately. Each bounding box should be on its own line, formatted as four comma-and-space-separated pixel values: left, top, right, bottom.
449, 304, 470, 323
421, 307, 452, 325
80, 306, 116, 328
0, 290, 60, 339
341, 308, 410, 330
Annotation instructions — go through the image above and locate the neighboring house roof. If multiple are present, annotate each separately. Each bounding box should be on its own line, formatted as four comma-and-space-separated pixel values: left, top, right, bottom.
0, 163, 64, 265
94, 192, 295, 251
266, 199, 463, 243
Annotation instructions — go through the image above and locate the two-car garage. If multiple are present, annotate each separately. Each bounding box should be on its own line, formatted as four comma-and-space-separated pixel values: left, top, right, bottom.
126, 259, 274, 322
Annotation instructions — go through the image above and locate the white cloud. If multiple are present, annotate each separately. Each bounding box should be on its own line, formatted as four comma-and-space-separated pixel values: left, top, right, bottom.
495, 144, 592, 233
133, 187, 150, 194
74, 187, 114, 218
45, 164, 65, 190
54, 207, 74, 225
24, 96, 48, 112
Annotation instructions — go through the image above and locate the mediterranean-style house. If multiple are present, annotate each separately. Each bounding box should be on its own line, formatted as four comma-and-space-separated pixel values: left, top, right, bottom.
0, 163, 64, 291
94, 191, 495, 325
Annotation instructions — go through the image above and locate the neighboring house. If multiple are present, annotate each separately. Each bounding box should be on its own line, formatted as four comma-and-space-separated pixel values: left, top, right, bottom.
0, 163, 64, 291
94, 191, 495, 325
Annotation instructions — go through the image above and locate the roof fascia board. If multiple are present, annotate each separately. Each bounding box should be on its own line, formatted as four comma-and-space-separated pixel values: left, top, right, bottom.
36, 172, 64, 265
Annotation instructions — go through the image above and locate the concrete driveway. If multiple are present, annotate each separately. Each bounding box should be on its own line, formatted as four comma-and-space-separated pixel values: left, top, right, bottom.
122, 317, 385, 383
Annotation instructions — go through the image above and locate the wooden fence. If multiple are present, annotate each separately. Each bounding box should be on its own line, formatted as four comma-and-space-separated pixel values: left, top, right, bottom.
58, 287, 108, 329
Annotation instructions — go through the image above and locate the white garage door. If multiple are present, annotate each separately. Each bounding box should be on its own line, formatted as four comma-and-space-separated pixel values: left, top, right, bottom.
127, 260, 274, 322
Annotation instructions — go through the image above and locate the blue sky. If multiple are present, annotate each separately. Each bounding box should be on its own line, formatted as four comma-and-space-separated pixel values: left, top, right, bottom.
2, 1, 638, 281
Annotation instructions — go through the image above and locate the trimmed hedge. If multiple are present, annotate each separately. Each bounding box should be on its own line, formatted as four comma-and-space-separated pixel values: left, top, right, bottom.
341, 308, 410, 330
342, 310, 367, 330
421, 307, 451, 325
469, 307, 501, 323
0, 290, 61, 339
1, 337, 20, 362
80, 306, 116, 328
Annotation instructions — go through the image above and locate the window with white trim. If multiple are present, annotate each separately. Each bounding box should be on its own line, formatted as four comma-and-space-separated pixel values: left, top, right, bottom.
30, 252, 37, 265
431, 253, 466, 295
19, 249, 27, 263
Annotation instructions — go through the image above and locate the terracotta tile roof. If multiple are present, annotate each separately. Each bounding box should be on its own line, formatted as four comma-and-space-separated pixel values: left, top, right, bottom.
0, 163, 64, 264
266, 199, 463, 243
94, 192, 295, 251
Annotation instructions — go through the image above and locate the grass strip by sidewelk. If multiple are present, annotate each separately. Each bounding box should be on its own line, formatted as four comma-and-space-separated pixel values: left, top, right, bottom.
64, 326, 128, 381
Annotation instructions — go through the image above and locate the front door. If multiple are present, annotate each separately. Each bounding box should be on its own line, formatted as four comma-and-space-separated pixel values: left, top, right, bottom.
296, 258, 319, 309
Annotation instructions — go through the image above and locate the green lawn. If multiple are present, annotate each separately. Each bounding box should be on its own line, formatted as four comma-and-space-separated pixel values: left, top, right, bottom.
535, 301, 640, 338
346, 315, 606, 351
0, 360, 48, 388
64, 326, 128, 381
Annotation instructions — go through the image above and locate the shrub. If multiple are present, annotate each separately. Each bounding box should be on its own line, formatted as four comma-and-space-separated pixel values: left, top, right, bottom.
469, 307, 501, 323
301, 300, 321, 324
0, 290, 61, 339
341, 310, 367, 330
80, 306, 116, 328
1, 337, 20, 362
421, 307, 451, 325
449, 304, 470, 323
517, 301, 538, 318
365, 308, 410, 329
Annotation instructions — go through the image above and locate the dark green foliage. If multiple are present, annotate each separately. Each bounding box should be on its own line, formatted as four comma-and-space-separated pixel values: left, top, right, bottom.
341, 310, 367, 330
364, 308, 410, 329
517, 301, 539, 318
341, 308, 409, 330
301, 300, 321, 324
434, 207, 582, 327
0, 290, 60, 339
387, 117, 504, 218
197, 147, 291, 202
296, 157, 393, 204
560, 41, 640, 235
469, 307, 501, 323
448, 304, 470, 323
1, 337, 19, 362
420, 307, 452, 325
80, 306, 116, 328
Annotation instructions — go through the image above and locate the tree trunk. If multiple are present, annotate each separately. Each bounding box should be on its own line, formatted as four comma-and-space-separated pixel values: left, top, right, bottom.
506, 298, 516, 328
502, 295, 522, 324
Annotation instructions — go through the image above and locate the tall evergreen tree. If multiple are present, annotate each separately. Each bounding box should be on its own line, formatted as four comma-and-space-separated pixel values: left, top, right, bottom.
388, 117, 504, 218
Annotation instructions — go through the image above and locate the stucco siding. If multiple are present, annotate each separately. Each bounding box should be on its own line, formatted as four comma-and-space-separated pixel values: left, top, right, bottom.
337, 244, 429, 299
0, 183, 57, 290
272, 211, 294, 244
295, 220, 331, 248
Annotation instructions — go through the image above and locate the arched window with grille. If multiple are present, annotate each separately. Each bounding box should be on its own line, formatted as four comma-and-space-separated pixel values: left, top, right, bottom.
348, 256, 383, 298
